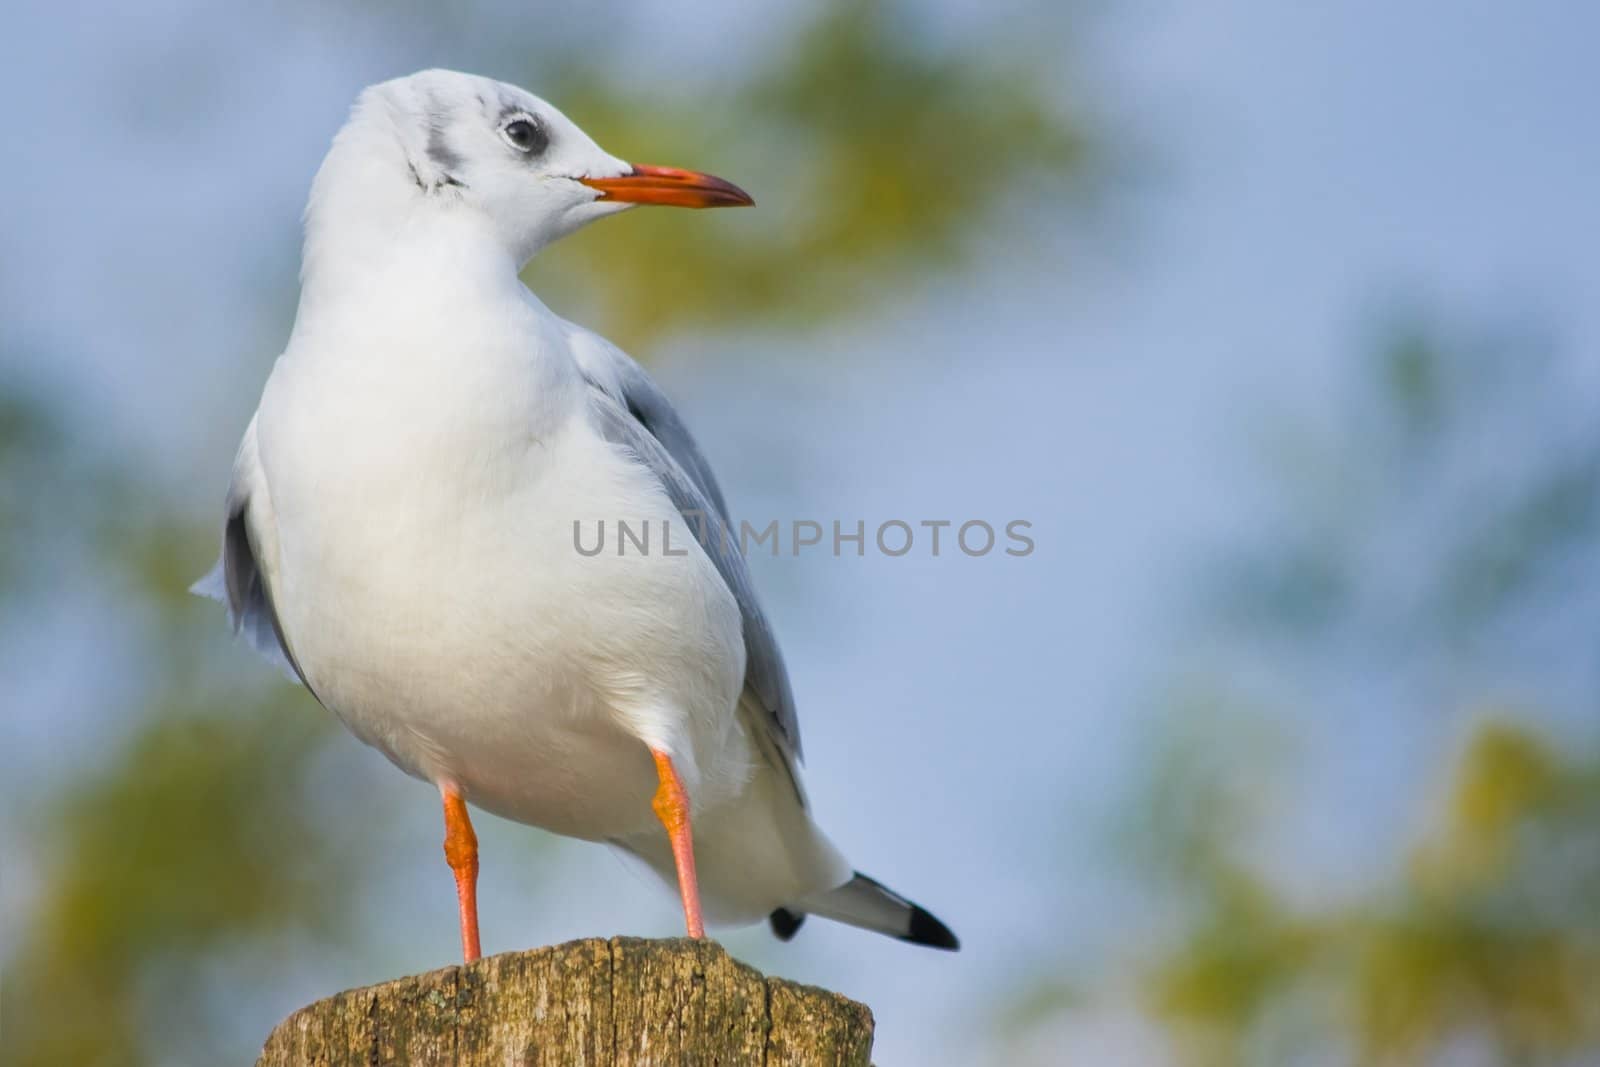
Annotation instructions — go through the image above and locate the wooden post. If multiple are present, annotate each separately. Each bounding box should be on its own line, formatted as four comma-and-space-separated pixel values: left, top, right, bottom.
256, 937, 874, 1066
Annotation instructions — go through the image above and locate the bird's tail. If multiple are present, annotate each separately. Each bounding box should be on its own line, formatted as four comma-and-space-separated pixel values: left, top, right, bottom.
773, 871, 959, 950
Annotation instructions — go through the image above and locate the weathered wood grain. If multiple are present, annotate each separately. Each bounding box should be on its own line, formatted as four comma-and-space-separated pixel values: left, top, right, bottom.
256, 937, 873, 1066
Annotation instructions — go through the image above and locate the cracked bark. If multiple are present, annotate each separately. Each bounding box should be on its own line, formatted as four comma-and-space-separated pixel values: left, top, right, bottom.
256, 937, 874, 1066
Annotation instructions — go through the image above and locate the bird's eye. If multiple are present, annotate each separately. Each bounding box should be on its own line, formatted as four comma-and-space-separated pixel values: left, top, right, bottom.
500, 117, 547, 156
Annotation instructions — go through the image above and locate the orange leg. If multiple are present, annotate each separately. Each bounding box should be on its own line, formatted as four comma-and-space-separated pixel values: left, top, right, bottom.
440, 786, 481, 963
650, 749, 705, 939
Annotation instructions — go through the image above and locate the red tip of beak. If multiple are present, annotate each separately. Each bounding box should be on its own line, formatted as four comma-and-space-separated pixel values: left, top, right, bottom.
579, 164, 754, 209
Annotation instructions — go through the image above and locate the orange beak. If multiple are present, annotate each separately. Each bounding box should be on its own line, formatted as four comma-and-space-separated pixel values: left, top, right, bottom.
579, 164, 754, 209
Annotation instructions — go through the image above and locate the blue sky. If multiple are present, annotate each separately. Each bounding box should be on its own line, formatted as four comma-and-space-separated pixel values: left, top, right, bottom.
4, 2, 1598, 1062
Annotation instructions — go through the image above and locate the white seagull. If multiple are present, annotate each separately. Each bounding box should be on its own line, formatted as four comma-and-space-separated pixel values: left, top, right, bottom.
196, 69, 957, 960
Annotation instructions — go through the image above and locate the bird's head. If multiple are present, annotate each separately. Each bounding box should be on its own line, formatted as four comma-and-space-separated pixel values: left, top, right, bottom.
307, 69, 752, 269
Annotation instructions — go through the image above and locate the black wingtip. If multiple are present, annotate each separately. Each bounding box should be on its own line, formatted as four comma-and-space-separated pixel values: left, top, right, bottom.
902, 905, 960, 951
848, 870, 961, 951
769, 907, 806, 941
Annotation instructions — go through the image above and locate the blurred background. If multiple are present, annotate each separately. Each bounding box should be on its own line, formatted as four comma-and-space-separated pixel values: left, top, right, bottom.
3, 2, 1597, 1063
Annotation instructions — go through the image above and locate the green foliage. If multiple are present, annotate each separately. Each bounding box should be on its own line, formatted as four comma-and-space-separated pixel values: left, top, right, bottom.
0, 383, 129, 598
0, 382, 353, 1065
0, 387, 61, 590
1215, 318, 1600, 649
3, 700, 348, 1066
1136, 716, 1600, 1066
998, 318, 1600, 1064
527, 2, 1085, 349
1129, 318, 1600, 1064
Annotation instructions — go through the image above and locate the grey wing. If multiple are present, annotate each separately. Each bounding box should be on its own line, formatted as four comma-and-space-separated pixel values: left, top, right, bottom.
191, 418, 309, 689
573, 333, 804, 766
